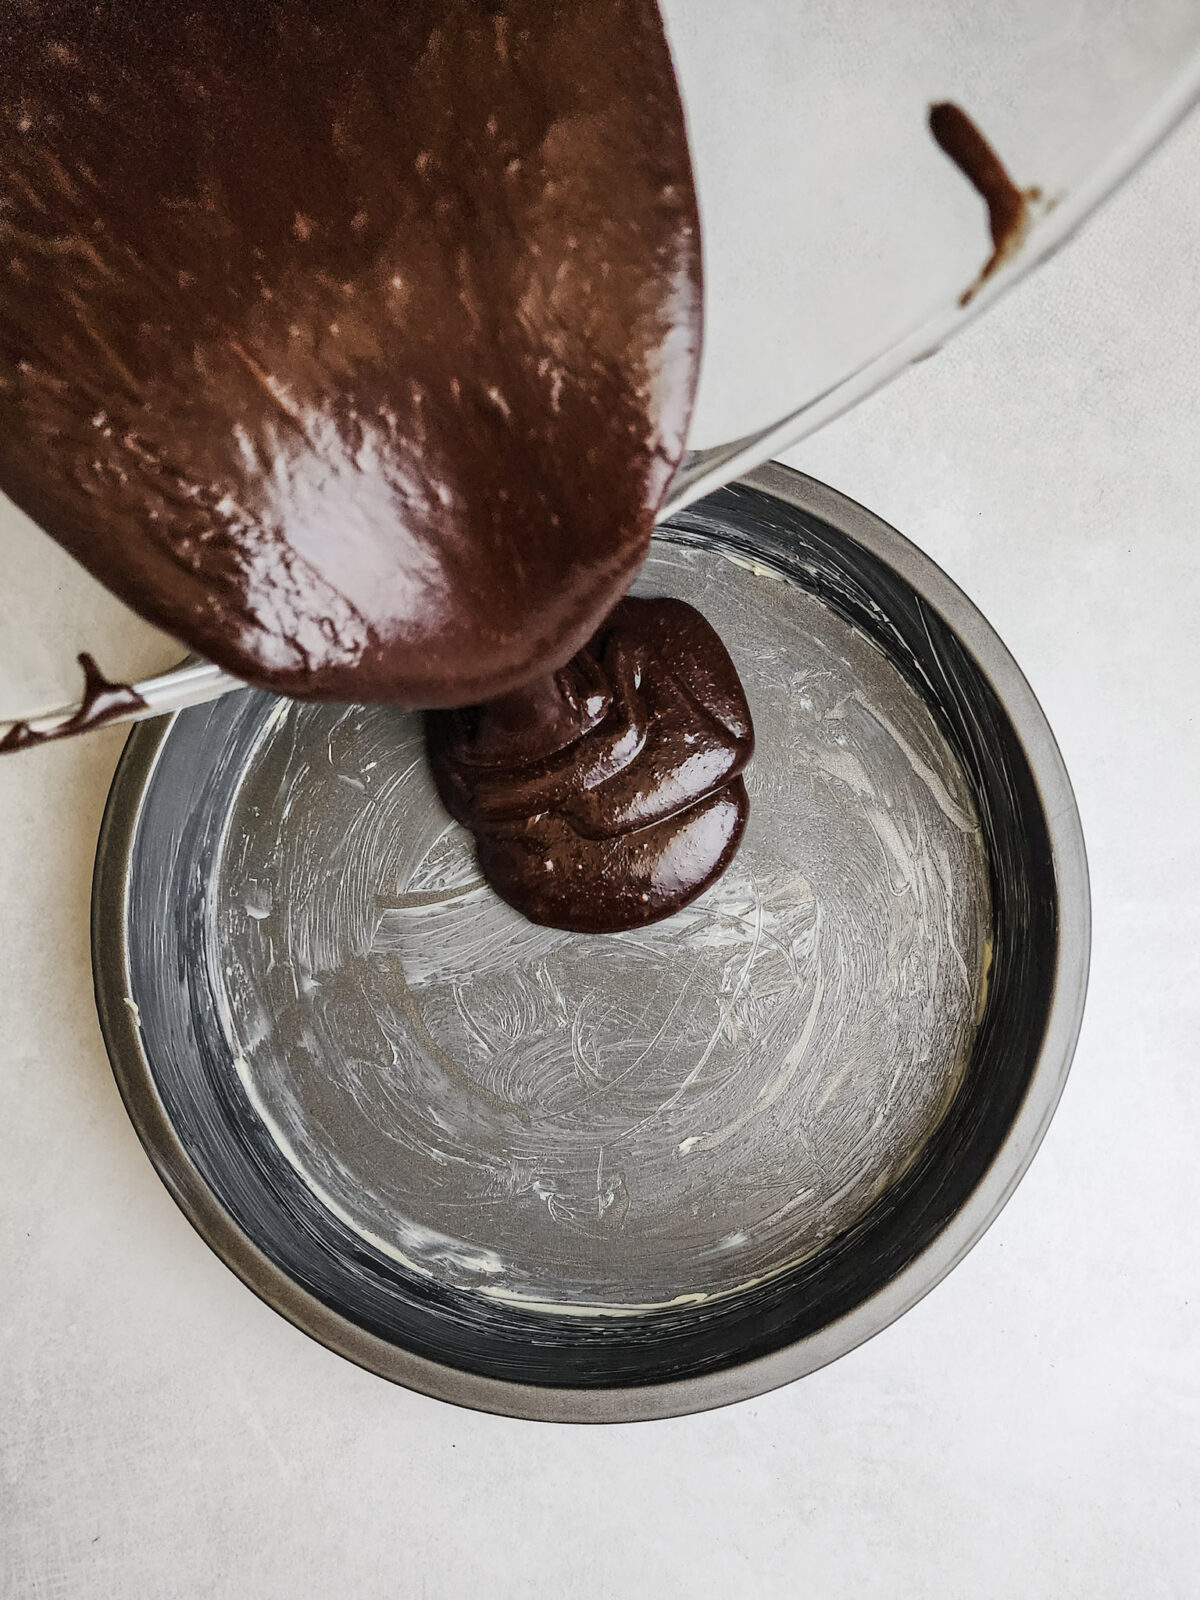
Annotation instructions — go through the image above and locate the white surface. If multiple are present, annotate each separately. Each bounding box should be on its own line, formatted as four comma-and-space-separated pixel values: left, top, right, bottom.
3, 107, 1200, 1600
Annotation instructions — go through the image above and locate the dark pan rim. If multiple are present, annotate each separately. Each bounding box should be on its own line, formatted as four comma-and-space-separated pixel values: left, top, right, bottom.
91, 463, 1090, 1423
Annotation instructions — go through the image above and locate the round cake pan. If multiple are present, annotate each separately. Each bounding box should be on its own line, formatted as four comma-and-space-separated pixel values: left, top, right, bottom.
92, 464, 1089, 1422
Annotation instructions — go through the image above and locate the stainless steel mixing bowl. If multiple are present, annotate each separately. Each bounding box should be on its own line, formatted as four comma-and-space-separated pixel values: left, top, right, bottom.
91, 463, 1089, 1421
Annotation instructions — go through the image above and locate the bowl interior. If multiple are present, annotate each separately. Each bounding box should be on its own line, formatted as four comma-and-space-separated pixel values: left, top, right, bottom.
96, 475, 1062, 1406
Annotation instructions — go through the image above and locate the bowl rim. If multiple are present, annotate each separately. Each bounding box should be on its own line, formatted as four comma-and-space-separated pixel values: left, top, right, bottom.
91, 461, 1091, 1423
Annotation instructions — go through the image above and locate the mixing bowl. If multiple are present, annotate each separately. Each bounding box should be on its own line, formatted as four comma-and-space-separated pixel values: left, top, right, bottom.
91, 464, 1089, 1421
5, 0, 1200, 731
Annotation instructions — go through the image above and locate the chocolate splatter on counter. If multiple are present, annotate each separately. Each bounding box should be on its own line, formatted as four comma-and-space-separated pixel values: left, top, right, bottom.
0, 653, 147, 753
929, 102, 1042, 305
426, 598, 754, 932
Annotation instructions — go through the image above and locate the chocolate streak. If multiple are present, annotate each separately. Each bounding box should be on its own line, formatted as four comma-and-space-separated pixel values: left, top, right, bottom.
0, 653, 147, 753
427, 598, 754, 933
929, 102, 1039, 306
0, 0, 701, 707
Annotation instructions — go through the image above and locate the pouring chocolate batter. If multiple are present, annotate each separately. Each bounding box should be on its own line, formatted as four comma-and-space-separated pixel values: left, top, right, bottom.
0, 0, 753, 930
427, 596, 754, 931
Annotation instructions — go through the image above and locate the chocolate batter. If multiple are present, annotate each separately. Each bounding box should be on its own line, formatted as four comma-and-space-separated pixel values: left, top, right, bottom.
1, 0, 753, 929
0, 0, 701, 705
427, 597, 753, 932
0, 653, 147, 753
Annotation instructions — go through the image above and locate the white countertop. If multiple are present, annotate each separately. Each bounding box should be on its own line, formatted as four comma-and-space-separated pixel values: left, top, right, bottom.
3, 106, 1199, 1600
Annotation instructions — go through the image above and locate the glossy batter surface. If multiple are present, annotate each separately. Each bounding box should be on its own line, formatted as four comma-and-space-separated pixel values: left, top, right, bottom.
0, 0, 701, 705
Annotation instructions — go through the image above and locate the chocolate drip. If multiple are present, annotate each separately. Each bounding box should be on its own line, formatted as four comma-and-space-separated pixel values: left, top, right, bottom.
929, 102, 1040, 305
427, 598, 754, 932
0, 654, 147, 753
0, 0, 701, 706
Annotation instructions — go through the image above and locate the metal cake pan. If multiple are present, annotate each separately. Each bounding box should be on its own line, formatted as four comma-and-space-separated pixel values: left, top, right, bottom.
91, 463, 1090, 1421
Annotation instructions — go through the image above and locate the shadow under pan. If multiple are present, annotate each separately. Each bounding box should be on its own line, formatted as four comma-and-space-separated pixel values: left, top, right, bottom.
92, 464, 1089, 1421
